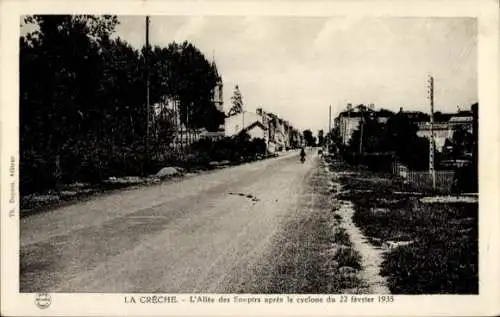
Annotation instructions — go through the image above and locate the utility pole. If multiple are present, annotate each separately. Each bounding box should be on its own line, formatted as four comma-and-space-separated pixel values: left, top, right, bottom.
346, 105, 351, 146
267, 119, 271, 154
428, 75, 436, 190
145, 16, 151, 173
186, 103, 190, 148
472, 103, 478, 192
179, 101, 185, 156
359, 108, 364, 154
242, 108, 245, 135
328, 105, 332, 153
333, 103, 336, 154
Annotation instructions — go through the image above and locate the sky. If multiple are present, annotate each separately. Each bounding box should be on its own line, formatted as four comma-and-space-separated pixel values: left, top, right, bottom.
26, 15, 478, 132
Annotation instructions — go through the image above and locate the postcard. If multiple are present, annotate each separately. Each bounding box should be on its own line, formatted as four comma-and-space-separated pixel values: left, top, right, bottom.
1, 0, 499, 316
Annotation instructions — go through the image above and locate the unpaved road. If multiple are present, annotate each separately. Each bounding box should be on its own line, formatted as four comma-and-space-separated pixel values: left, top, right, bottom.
21, 149, 337, 293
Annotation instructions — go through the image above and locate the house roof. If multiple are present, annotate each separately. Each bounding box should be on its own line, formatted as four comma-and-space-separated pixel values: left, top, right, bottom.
241, 120, 267, 133
226, 119, 267, 137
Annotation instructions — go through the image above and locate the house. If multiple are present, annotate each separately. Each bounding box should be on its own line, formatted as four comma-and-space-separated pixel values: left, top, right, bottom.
415, 108, 474, 152
225, 108, 300, 152
224, 111, 269, 141
416, 122, 452, 151
448, 112, 473, 133
240, 121, 267, 139
224, 111, 264, 138
334, 104, 393, 145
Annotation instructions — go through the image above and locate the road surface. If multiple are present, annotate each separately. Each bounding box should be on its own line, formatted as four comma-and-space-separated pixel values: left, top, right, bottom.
21, 149, 335, 293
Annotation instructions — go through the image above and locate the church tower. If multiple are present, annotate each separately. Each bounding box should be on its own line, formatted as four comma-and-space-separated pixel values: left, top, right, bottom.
211, 58, 224, 113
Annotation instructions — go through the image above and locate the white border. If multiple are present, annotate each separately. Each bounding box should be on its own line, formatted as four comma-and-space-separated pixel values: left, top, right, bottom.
1, 0, 499, 316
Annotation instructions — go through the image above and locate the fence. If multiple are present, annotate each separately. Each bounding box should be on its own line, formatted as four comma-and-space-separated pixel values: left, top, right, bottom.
393, 163, 455, 193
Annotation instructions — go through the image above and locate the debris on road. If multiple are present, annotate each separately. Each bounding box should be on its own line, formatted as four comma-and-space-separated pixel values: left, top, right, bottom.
228, 192, 260, 202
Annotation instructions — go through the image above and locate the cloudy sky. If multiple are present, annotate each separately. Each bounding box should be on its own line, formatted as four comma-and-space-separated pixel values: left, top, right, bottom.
117, 16, 476, 131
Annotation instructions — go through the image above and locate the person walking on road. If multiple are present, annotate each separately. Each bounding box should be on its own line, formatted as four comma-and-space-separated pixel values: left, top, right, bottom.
300, 147, 306, 163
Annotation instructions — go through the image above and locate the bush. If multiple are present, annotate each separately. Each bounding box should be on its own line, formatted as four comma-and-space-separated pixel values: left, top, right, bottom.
453, 163, 478, 193
20, 152, 57, 195
20, 134, 269, 196
249, 138, 267, 156
190, 135, 267, 164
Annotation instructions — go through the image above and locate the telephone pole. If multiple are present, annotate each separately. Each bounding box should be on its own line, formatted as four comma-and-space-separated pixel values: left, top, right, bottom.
428, 75, 436, 190
346, 104, 351, 146
145, 16, 151, 172
328, 105, 332, 153
242, 107, 245, 134
359, 106, 364, 154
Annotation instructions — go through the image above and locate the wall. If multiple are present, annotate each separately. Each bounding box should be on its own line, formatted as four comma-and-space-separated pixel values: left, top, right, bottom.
247, 125, 265, 140
339, 117, 361, 145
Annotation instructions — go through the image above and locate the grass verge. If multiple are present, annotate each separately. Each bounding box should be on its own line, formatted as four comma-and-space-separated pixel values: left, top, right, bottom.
327, 157, 478, 294
243, 159, 366, 293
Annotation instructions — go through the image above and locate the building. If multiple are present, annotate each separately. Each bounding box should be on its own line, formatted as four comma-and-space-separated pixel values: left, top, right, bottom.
224, 111, 267, 139
331, 102, 477, 155
416, 122, 453, 151
416, 108, 474, 152
224, 108, 300, 153
211, 60, 224, 132
258, 109, 293, 151
224, 111, 263, 137
240, 121, 267, 139
211, 62, 224, 113
157, 96, 225, 149
334, 104, 393, 145
448, 112, 473, 132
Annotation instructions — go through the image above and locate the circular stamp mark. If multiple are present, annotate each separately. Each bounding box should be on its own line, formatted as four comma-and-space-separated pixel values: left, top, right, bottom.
35, 293, 52, 309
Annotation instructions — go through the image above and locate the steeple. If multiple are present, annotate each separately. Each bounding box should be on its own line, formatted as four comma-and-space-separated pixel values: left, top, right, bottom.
211, 50, 220, 78
211, 50, 224, 114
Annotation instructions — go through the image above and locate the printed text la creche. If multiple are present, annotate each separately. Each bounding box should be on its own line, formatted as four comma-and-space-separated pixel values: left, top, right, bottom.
124, 295, 394, 305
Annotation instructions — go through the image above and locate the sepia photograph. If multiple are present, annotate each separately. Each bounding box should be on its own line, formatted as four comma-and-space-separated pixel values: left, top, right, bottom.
18, 13, 479, 294
1, 0, 499, 316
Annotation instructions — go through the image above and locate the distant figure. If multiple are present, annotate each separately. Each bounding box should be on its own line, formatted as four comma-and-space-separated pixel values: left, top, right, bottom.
318, 148, 323, 158
300, 147, 306, 163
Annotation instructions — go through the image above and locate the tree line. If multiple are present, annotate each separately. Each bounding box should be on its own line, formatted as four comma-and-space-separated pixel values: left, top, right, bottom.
20, 15, 224, 194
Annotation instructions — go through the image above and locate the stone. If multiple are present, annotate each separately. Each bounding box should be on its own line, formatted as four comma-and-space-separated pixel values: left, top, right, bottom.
156, 167, 181, 179
60, 191, 78, 198
31, 195, 60, 203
